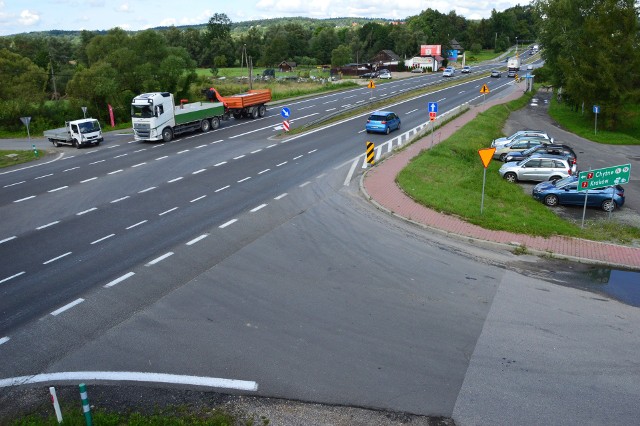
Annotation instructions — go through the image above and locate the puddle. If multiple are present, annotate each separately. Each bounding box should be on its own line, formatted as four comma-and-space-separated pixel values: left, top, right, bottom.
582, 268, 640, 307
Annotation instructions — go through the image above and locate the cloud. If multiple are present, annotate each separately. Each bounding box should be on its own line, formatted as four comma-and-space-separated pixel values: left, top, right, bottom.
18, 9, 40, 26
116, 3, 132, 13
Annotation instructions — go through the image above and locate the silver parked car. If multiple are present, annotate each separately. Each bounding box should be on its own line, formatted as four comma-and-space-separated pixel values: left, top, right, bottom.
499, 155, 574, 183
491, 130, 551, 148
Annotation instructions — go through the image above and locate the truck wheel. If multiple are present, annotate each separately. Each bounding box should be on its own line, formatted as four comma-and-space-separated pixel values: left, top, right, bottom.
51, 139, 60, 147
200, 119, 211, 132
258, 105, 267, 117
162, 127, 173, 142
250, 107, 259, 119
233, 112, 242, 119
74, 139, 81, 149
210, 117, 220, 130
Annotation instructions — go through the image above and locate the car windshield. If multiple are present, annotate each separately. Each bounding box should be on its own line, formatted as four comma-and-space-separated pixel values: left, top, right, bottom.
554, 176, 575, 187
78, 120, 100, 133
522, 145, 543, 155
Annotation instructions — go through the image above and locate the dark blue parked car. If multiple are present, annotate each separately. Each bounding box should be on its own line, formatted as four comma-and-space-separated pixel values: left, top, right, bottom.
365, 111, 401, 134
532, 175, 625, 211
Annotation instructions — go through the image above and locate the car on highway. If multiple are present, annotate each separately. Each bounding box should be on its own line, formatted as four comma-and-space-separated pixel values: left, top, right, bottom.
527, 64, 534, 70
491, 70, 501, 78
461, 66, 471, 73
493, 137, 554, 161
499, 155, 574, 183
379, 71, 392, 79
365, 111, 401, 134
504, 144, 577, 163
507, 70, 517, 78
532, 175, 625, 211
491, 130, 552, 148
442, 67, 455, 77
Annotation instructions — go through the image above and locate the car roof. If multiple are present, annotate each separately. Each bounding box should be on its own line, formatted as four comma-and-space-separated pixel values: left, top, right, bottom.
370, 111, 394, 115
527, 153, 572, 161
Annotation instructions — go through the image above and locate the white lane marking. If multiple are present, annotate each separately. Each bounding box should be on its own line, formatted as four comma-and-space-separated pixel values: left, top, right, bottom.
152, 144, 164, 148
3, 181, 25, 188
138, 186, 156, 193
104, 272, 135, 288
0, 153, 65, 176
177, 149, 190, 154
89, 160, 105, 165
308, 149, 317, 154
132, 162, 146, 167
299, 181, 311, 187
0, 337, 9, 345
251, 149, 262, 154
215, 185, 230, 193
325, 108, 336, 112
168, 177, 183, 183
0, 371, 258, 391
14, 196, 36, 203
91, 234, 115, 245
406, 109, 418, 114
113, 153, 128, 159
0, 236, 17, 244
293, 155, 303, 160
159, 207, 178, 216
108, 144, 120, 148
186, 234, 208, 245
43, 252, 72, 265
35, 174, 53, 180
276, 161, 287, 167
344, 95, 357, 99
133, 149, 147, 153
250, 204, 267, 212
0, 271, 25, 284
190, 195, 206, 203
258, 169, 270, 174
237, 177, 251, 183
437, 97, 446, 102
344, 158, 359, 186
50, 298, 84, 316
77, 207, 97, 216
316, 173, 326, 179
155, 156, 168, 161
323, 99, 338, 104
126, 220, 147, 229
111, 196, 130, 203
299, 105, 315, 110
48, 186, 68, 193
219, 219, 237, 228
210, 139, 223, 144
233, 155, 245, 160
81, 177, 98, 183
36, 221, 59, 230
266, 144, 276, 148
193, 169, 206, 175
147, 252, 173, 265
63, 167, 80, 172
195, 144, 207, 149
214, 161, 227, 167
274, 193, 287, 200
108, 169, 123, 175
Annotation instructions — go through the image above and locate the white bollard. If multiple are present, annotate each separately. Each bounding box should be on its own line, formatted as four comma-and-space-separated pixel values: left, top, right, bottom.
49, 386, 63, 423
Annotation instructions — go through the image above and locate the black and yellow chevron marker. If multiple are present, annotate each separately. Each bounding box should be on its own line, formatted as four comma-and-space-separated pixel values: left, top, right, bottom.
366, 141, 375, 165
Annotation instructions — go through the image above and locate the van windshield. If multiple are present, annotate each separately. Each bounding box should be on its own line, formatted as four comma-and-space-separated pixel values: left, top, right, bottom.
78, 120, 100, 133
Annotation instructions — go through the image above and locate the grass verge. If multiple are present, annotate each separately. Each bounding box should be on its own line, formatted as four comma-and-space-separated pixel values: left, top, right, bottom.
0, 149, 45, 168
396, 92, 640, 245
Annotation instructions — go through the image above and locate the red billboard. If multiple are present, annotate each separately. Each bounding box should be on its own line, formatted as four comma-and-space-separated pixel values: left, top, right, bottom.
420, 45, 442, 56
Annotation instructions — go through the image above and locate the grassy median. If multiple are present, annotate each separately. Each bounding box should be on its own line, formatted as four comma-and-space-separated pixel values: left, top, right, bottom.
396, 92, 640, 245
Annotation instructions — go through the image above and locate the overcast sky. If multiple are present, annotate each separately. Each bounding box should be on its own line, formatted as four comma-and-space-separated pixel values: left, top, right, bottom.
0, 0, 528, 36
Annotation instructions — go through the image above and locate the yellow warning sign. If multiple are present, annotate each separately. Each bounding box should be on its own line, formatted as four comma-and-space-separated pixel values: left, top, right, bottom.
367, 80, 376, 89
480, 84, 490, 94
478, 147, 496, 168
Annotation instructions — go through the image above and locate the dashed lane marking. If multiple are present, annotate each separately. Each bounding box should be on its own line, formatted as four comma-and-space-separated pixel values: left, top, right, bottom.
50, 298, 84, 316
146, 252, 174, 266
104, 272, 135, 288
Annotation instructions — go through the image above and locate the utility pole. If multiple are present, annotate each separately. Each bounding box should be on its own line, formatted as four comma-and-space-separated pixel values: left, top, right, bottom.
248, 56, 253, 90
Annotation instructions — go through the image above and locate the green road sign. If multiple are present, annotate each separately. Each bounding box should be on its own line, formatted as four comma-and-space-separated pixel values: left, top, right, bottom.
577, 164, 631, 191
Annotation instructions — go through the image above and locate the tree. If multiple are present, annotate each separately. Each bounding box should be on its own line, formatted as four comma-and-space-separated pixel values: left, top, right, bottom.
331, 45, 351, 67
205, 13, 232, 42
0, 49, 47, 100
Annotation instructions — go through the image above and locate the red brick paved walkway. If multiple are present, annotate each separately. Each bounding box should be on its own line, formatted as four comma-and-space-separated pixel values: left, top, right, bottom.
362, 85, 640, 270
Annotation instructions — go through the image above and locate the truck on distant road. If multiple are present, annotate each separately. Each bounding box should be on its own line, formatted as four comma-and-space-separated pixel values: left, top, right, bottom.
204, 87, 271, 119
507, 56, 521, 71
131, 92, 226, 142
43, 118, 103, 148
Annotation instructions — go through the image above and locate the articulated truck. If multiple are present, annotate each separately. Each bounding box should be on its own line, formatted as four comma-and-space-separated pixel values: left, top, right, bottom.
131, 88, 272, 142
44, 118, 103, 148
507, 55, 521, 71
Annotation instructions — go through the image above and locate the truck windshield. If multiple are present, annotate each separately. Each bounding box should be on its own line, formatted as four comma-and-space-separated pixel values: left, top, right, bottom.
78, 120, 101, 133
131, 105, 154, 118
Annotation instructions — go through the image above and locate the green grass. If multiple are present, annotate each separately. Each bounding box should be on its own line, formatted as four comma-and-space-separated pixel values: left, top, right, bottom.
396, 92, 640, 245
0, 149, 45, 167
548, 98, 640, 145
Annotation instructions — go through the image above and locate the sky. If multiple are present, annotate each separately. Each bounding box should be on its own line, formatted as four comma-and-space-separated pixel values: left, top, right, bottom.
0, 0, 527, 36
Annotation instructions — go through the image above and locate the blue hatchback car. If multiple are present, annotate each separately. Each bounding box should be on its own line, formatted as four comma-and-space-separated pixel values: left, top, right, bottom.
532, 175, 625, 211
365, 111, 401, 134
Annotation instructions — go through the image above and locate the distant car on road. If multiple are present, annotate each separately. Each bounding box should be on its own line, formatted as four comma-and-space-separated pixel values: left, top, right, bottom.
442, 67, 455, 77
461, 66, 471, 73
491, 70, 501, 78
507, 70, 517, 78
365, 111, 401, 135
527, 64, 534, 70
532, 175, 625, 211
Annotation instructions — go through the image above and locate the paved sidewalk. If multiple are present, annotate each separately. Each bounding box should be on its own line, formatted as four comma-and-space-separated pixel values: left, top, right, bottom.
362, 84, 640, 270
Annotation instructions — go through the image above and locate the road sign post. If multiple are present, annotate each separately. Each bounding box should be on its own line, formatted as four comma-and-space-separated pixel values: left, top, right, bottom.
577, 164, 631, 227
282, 120, 290, 132
364, 141, 375, 168
480, 84, 490, 102
592, 105, 600, 134
367, 80, 375, 102
477, 147, 496, 214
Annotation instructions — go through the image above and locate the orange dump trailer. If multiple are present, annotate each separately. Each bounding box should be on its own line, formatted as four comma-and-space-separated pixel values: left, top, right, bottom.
205, 87, 272, 119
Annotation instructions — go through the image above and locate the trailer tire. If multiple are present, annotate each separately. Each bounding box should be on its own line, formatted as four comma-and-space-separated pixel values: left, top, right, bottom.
162, 127, 173, 142
200, 119, 211, 132
210, 117, 220, 130
233, 112, 242, 119
250, 107, 259, 119
258, 105, 266, 117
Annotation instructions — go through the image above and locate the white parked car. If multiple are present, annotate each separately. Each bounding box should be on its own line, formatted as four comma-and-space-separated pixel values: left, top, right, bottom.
379, 71, 392, 79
